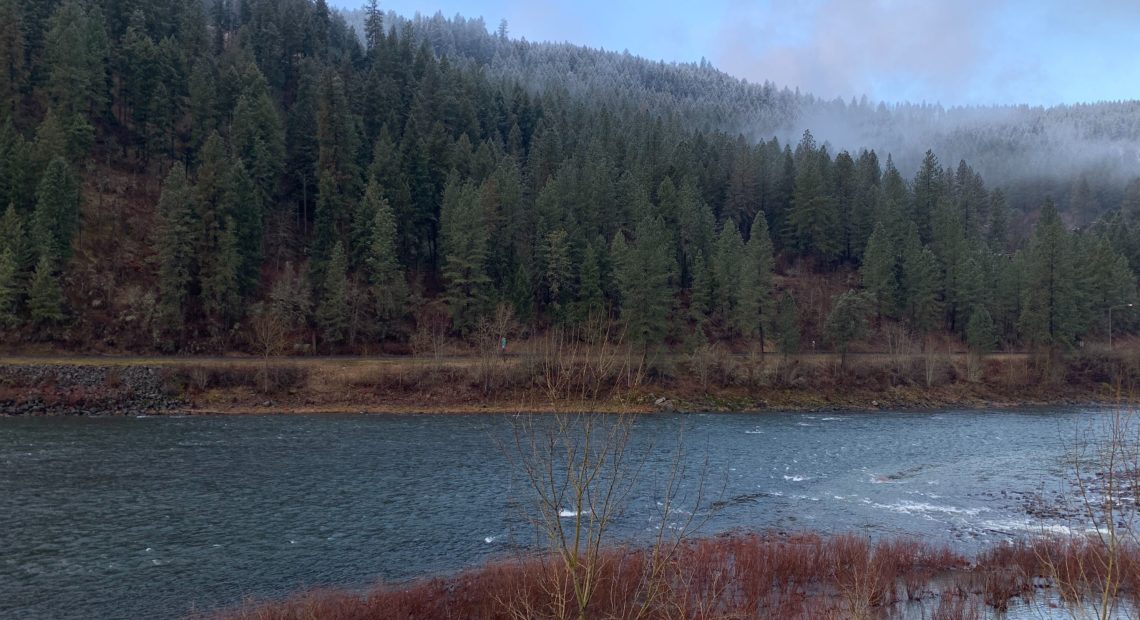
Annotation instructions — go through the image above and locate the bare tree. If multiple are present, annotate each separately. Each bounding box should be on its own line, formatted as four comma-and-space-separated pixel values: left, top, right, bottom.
249, 303, 289, 394
505, 318, 713, 620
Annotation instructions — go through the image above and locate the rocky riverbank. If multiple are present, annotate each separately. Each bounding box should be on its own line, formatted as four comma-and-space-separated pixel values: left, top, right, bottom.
0, 365, 183, 416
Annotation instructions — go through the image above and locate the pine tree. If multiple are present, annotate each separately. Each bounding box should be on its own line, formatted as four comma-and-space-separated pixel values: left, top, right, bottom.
860, 222, 898, 320
0, 203, 31, 287
542, 228, 572, 322
31, 156, 80, 262
0, 0, 26, 121
1077, 237, 1136, 336
911, 150, 943, 243
0, 248, 16, 325
316, 240, 349, 347
614, 215, 676, 358
712, 220, 744, 332
575, 243, 606, 323
900, 227, 941, 335
28, 253, 64, 329
988, 188, 1009, 251
775, 291, 801, 358
44, 0, 108, 154
155, 166, 198, 343
440, 176, 490, 335
738, 211, 775, 345
789, 132, 840, 263
966, 306, 997, 354
361, 179, 407, 338
201, 218, 241, 341
689, 250, 713, 334
1019, 200, 1079, 349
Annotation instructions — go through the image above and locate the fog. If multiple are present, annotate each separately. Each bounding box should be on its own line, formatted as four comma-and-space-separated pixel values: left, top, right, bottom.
342, 8, 1140, 211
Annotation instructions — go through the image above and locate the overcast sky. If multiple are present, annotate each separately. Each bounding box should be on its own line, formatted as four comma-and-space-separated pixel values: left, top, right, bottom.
331, 0, 1139, 107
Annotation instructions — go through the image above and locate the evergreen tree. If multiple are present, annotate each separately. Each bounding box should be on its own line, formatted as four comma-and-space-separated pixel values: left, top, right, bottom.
361, 179, 407, 338
966, 306, 997, 354
28, 253, 64, 329
614, 215, 676, 357
440, 176, 490, 335
911, 150, 943, 242
689, 250, 713, 334
712, 220, 744, 333
0, 248, 16, 325
201, 218, 241, 341
574, 243, 606, 323
860, 222, 898, 320
155, 166, 198, 343
316, 240, 349, 346
0, 203, 31, 287
542, 228, 572, 321
44, 0, 108, 154
988, 188, 1009, 251
789, 132, 840, 263
900, 226, 941, 335
739, 211, 775, 346
1019, 200, 1079, 349
0, 0, 25, 121
31, 157, 80, 262
775, 291, 801, 358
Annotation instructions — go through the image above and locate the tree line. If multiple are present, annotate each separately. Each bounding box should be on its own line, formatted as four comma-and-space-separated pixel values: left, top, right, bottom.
0, 0, 1136, 356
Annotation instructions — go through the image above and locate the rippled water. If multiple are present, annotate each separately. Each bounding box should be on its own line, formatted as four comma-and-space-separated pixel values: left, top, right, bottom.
0, 408, 1120, 619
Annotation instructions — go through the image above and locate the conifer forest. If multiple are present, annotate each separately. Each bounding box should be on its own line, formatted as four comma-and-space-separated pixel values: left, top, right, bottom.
1, 0, 1139, 357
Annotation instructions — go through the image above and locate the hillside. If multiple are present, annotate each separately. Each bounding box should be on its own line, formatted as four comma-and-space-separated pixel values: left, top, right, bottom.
0, 0, 1139, 364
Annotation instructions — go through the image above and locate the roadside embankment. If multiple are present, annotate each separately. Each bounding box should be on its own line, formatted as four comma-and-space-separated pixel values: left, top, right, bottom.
1, 348, 1136, 415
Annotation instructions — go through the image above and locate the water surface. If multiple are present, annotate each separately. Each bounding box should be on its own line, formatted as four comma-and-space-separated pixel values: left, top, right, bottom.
0, 408, 1115, 619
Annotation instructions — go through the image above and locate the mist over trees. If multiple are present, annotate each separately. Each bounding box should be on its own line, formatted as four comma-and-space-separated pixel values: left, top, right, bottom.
0, 0, 1137, 355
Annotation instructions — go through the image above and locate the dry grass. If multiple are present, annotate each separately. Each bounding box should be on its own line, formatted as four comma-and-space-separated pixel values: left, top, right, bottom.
209, 532, 973, 620
205, 531, 1140, 620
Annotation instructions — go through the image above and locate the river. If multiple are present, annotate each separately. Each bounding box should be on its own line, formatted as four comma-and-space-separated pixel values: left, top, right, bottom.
0, 407, 1122, 619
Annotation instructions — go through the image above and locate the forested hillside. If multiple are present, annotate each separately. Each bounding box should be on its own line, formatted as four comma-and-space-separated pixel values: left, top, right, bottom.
0, 0, 1138, 356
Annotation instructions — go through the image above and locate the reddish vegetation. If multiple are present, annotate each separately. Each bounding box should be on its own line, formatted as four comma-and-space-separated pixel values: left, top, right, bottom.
209, 533, 966, 620
208, 532, 1140, 620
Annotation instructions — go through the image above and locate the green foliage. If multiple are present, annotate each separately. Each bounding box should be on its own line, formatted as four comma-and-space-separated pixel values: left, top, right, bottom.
900, 226, 941, 334
31, 157, 80, 262
155, 166, 198, 342
614, 215, 676, 354
738, 212, 775, 340
28, 253, 64, 329
775, 292, 800, 356
441, 176, 490, 335
0, 1, 1136, 356
789, 131, 841, 263
575, 243, 605, 323
1019, 200, 1080, 349
966, 307, 997, 354
0, 248, 16, 325
861, 222, 898, 319
316, 241, 349, 347
360, 179, 407, 337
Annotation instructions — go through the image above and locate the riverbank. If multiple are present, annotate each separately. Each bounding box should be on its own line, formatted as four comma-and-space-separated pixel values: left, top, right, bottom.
210, 531, 1139, 620
0, 349, 1135, 415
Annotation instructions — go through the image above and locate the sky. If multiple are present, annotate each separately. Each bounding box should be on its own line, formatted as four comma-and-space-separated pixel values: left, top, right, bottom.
331, 0, 1140, 107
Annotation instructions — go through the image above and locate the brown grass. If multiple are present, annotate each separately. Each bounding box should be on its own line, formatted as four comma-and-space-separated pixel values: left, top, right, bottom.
209, 532, 976, 620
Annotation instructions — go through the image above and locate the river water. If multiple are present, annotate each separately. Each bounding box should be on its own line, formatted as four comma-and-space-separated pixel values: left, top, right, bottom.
0, 408, 1123, 619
